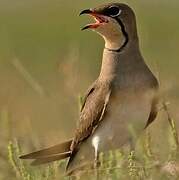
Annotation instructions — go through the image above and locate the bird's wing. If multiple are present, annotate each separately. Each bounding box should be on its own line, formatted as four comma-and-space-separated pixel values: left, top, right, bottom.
70, 81, 112, 151
30, 152, 71, 166
20, 140, 72, 160
80, 81, 97, 112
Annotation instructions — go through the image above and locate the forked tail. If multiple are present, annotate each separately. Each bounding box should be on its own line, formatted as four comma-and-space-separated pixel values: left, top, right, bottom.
20, 140, 72, 165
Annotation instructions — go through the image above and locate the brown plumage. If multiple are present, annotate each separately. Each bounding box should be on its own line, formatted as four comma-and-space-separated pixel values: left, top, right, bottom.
20, 3, 159, 175
20, 140, 72, 159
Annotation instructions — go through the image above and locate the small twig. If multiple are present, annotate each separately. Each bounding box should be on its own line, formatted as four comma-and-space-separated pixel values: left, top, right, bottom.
163, 102, 179, 149
144, 130, 155, 159
12, 58, 46, 97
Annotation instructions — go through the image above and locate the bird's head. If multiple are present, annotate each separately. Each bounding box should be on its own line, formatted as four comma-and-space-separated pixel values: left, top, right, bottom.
80, 3, 138, 51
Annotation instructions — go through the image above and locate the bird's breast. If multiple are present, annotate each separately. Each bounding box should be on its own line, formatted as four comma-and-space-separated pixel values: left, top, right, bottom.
92, 88, 156, 151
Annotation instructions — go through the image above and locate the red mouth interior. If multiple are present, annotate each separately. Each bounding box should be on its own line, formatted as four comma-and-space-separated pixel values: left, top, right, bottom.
87, 14, 108, 29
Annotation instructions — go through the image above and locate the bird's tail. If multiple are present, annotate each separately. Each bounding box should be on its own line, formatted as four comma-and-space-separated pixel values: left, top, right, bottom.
19, 140, 72, 165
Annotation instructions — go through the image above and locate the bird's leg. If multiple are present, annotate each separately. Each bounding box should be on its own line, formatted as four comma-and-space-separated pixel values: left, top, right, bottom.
94, 146, 99, 168
92, 136, 100, 180
92, 136, 100, 169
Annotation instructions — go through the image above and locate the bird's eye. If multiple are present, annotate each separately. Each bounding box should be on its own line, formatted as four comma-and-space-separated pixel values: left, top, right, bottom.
107, 6, 121, 17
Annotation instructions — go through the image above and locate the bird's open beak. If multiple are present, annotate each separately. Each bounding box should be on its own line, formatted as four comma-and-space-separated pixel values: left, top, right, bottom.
80, 9, 108, 30
79, 9, 93, 16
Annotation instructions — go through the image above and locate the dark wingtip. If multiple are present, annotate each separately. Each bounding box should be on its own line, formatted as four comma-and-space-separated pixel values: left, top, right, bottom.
19, 154, 31, 159
19, 152, 40, 159
19, 155, 25, 159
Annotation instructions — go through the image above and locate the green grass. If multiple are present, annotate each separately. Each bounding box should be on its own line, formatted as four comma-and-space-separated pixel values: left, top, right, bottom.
3, 103, 179, 180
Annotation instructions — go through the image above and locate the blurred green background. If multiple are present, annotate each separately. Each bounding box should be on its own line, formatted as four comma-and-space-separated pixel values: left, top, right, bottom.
0, 0, 179, 178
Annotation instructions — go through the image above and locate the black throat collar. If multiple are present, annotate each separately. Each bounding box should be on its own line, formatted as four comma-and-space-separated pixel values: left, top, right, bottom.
105, 18, 129, 53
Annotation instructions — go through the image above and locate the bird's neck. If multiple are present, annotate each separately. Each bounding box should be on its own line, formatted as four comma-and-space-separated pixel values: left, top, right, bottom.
98, 40, 142, 83
104, 33, 126, 51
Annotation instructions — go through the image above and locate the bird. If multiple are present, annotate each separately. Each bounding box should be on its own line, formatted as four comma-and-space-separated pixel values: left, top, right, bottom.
20, 3, 159, 175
